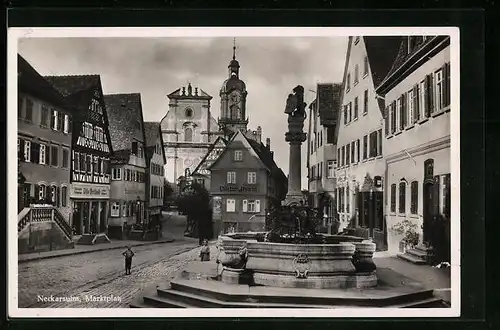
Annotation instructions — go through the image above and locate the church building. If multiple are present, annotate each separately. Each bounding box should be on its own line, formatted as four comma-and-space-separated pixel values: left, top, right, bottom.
160, 83, 221, 187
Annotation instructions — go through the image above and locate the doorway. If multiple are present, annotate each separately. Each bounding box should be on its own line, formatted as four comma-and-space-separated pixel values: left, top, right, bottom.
422, 181, 434, 244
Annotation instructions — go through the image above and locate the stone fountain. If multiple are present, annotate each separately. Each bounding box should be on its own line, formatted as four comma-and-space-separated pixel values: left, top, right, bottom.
130, 86, 448, 309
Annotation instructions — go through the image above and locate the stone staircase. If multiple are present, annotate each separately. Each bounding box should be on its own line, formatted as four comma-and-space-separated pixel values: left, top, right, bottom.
130, 263, 449, 309
398, 245, 434, 265
18, 205, 75, 254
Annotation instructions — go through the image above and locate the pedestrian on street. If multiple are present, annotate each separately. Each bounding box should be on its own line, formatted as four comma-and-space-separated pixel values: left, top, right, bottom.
122, 245, 135, 275
200, 239, 210, 262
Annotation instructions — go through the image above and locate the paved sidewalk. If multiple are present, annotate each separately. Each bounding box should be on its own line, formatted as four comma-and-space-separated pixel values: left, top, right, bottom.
18, 235, 178, 263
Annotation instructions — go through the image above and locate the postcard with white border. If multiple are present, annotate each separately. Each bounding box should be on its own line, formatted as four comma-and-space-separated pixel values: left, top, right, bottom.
8, 26, 460, 318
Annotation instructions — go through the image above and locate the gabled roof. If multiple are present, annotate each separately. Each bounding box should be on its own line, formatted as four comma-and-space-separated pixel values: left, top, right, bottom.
144, 121, 166, 164
18, 54, 68, 108
45, 74, 101, 97
317, 83, 342, 127
245, 134, 287, 183
167, 84, 212, 100
192, 136, 228, 176
376, 36, 450, 95
104, 93, 144, 155
363, 36, 402, 88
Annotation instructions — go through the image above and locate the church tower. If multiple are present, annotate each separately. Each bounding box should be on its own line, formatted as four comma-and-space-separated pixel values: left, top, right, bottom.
218, 39, 249, 138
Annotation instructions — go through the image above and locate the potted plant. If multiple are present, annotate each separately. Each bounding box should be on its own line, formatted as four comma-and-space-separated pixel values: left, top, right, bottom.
391, 219, 419, 253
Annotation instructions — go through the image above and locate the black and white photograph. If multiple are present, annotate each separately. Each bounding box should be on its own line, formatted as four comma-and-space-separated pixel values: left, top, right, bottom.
7, 27, 460, 318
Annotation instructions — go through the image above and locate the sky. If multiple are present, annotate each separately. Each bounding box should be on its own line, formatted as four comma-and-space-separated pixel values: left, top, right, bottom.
18, 36, 348, 189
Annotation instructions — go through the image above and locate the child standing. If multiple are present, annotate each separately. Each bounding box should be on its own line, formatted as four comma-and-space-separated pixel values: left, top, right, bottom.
122, 245, 135, 275
199, 239, 210, 261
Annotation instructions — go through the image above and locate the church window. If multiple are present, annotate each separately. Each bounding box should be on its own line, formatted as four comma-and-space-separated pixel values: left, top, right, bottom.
231, 105, 241, 120
185, 108, 193, 118
184, 128, 193, 142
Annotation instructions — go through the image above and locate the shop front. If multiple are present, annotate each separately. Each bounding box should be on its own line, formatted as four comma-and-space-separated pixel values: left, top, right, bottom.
70, 182, 110, 235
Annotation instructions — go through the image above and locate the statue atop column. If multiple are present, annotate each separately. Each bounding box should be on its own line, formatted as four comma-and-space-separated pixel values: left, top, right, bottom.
283, 85, 307, 206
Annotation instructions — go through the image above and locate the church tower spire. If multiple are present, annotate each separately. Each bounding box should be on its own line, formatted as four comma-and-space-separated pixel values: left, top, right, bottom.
219, 38, 248, 138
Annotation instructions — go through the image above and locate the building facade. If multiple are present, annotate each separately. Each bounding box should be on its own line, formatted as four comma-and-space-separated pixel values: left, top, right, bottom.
45, 75, 113, 242
191, 136, 228, 191
17, 55, 74, 220
376, 36, 451, 255
160, 83, 221, 186
105, 93, 148, 239
209, 131, 287, 235
306, 83, 342, 232
334, 36, 401, 250
144, 121, 167, 225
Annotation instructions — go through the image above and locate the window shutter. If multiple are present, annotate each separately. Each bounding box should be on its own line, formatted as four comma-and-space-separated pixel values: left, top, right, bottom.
413, 84, 419, 122
68, 117, 72, 133
433, 175, 440, 216
426, 74, 434, 115
384, 106, 390, 136
227, 172, 231, 183
256, 200, 261, 213
19, 138, 25, 160
50, 110, 55, 129
444, 62, 451, 107
242, 200, 248, 212
57, 186, 61, 207
58, 112, 64, 131
391, 101, 397, 133
46, 145, 51, 166
33, 184, 39, 202
30, 142, 37, 164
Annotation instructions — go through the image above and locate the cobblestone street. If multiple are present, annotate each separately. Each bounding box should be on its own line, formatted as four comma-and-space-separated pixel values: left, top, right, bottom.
18, 239, 202, 308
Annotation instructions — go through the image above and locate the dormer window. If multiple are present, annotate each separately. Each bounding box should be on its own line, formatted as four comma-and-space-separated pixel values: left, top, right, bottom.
234, 150, 243, 161
185, 108, 193, 118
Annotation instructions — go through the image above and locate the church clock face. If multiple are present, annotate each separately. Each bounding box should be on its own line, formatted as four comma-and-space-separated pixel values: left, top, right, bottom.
230, 92, 241, 105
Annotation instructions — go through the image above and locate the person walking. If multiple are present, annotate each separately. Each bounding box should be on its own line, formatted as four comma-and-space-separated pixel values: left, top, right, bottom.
122, 245, 135, 275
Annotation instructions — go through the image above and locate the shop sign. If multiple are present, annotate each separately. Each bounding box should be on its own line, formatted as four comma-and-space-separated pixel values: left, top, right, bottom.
219, 185, 257, 193
70, 183, 110, 199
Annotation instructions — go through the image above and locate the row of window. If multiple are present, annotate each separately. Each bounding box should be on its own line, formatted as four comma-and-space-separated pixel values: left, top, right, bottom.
21, 183, 68, 208
82, 122, 107, 143
343, 89, 369, 125
73, 151, 110, 176
110, 201, 143, 218
154, 143, 163, 156
385, 63, 451, 137
111, 167, 146, 182
337, 129, 382, 168
390, 174, 451, 217
151, 163, 164, 176
151, 185, 163, 199
346, 53, 369, 93
131, 141, 145, 158
18, 138, 70, 168
225, 199, 261, 213
309, 160, 336, 180
309, 127, 335, 155
19, 96, 72, 135
226, 171, 257, 184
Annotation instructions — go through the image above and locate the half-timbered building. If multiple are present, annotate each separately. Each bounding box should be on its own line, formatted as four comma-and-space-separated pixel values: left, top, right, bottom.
45, 75, 113, 244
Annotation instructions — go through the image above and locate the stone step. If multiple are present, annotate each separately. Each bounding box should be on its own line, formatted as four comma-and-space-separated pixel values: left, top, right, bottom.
406, 248, 428, 259
391, 297, 448, 308
157, 286, 338, 308
415, 245, 433, 254
397, 253, 427, 265
169, 278, 435, 307
143, 294, 194, 308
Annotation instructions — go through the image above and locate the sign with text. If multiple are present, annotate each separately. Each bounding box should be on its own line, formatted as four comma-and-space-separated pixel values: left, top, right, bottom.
219, 185, 258, 193
70, 183, 110, 199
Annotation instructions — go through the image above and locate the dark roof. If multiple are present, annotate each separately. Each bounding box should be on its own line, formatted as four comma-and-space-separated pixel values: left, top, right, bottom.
244, 134, 287, 183
44, 74, 101, 97
104, 93, 144, 153
317, 83, 342, 127
143, 121, 161, 148
385, 37, 433, 80
192, 136, 228, 176
364, 36, 403, 88
18, 55, 68, 108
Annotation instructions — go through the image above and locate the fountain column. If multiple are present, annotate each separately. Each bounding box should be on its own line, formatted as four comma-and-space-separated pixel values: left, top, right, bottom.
283, 85, 307, 206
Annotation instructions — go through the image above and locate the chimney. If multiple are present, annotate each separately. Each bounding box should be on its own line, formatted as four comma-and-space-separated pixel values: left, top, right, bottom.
266, 138, 271, 150
256, 126, 262, 143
